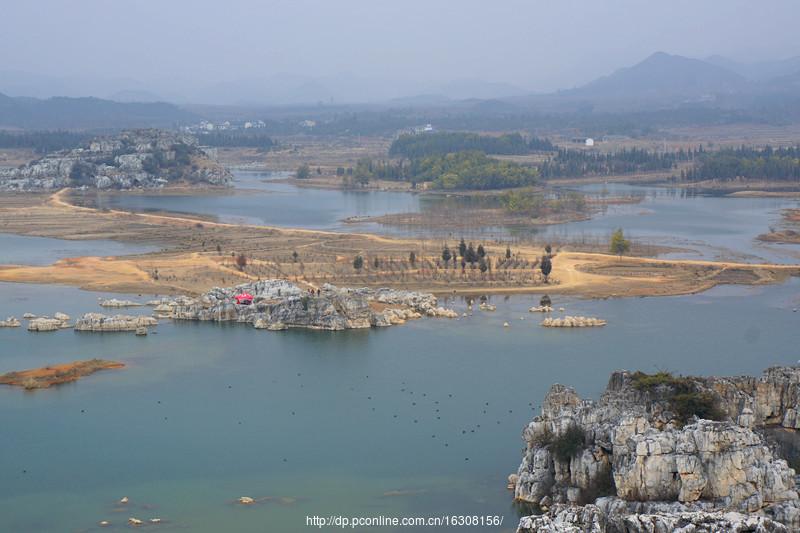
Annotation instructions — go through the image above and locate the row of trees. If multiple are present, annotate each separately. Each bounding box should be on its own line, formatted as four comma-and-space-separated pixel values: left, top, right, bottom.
0, 130, 90, 154
389, 132, 554, 158
683, 145, 800, 182
538, 147, 699, 179
196, 131, 277, 150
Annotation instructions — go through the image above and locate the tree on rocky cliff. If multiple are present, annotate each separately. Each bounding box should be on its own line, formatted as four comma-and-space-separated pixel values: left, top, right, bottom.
505, 246, 512, 259
235, 253, 248, 270
353, 255, 364, 271
540, 255, 552, 283
610, 228, 631, 257
409, 251, 416, 266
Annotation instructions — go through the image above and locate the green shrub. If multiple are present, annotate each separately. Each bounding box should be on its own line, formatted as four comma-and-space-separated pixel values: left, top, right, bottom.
550, 425, 586, 462
673, 392, 724, 423
630, 371, 724, 425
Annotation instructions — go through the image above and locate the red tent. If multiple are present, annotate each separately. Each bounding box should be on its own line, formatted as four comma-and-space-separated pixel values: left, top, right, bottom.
234, 292, 253, 305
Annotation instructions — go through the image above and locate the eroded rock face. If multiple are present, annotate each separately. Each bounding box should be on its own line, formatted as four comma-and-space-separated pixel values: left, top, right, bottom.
514, 367, 800, 531
74, 313, 157, 332
0, 317, 21, 327
517, 503, 789, 533
164, 280, 455, 331
0, 129, 232, 191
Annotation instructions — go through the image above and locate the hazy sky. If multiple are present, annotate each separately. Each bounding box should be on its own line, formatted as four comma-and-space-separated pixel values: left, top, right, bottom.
2, 0, 799, 102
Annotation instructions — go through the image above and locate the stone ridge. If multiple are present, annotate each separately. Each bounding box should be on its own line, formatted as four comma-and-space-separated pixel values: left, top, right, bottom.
0, 129, 232, 190
513, 367, 800, 531
155, 280, 457, 330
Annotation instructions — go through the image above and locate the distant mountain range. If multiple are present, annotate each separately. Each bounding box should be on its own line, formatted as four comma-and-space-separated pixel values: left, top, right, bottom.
0, 93, 197, 130
1, 51, 800, 129
509, 51, 800, 112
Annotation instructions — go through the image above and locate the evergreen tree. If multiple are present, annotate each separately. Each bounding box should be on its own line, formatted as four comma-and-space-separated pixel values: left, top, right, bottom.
610, 229, 631, 257
505, 246, 511, 259
458, 238, 467, 258
296, 164, 311, 179
353, 255, 364, 271
540, 255, 552, 283
442, 245, 452, 267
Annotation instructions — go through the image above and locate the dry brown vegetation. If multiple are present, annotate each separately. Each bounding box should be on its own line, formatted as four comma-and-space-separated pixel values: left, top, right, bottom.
0, 359, 124, 390
0, 190, 796, 298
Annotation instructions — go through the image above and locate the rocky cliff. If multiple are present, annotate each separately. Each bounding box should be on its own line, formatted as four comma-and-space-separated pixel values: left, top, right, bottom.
155, 280, 456, 331
513, 367, 800, 532
0, 129, 232, 190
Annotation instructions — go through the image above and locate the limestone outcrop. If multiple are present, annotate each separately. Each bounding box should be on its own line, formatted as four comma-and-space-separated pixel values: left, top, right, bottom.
99, 299, 143, 308
161, 280, 455, 331
27, 316, 70, 331
513, 367, 800, 531
0, 129, 232, 191
517, 504, 789, 532
541, 316, 607, 327
0, 317, 21, 327
74, 313, 158, 332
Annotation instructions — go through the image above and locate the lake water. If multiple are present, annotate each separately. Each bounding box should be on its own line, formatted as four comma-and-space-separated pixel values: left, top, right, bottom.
82, 173, 800, 264
1, 279, 799, 532
0, 233, 157, 266
87, 171, 421, 231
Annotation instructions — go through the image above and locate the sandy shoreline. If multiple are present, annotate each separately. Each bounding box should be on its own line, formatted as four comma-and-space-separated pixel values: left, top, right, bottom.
0, 189, 796, 298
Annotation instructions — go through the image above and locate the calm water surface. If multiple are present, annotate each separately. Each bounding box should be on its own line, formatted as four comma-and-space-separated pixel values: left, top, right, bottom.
85, 173, 800, 264
1, 280, 799, 532
0, 233, 157, 266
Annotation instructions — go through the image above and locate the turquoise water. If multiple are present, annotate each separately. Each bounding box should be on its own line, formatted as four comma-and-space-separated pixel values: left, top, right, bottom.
1, 279, 799, 532
81, 174, 800, 264
0, 233, 157, 266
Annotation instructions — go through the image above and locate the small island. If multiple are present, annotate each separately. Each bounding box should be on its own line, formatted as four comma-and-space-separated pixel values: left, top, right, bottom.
0, 359, 124, 389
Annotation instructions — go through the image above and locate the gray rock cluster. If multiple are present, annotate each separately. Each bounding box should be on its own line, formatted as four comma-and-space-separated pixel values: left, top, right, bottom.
74, 313, 158, 332
514, 367, 800, 531
518, 504, 789, 532
99, 299, 143, 308
155, 280, 456, 330
0, 317, 21, 327
541, 316, 607, 327
0, 129, 232, 191
26, 313, 71, 331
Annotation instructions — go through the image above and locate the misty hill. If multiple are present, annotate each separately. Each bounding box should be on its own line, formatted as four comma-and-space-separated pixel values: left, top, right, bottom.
705, 55, 800, 81
568, 52, 747, 103
0, 93, 198, 130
